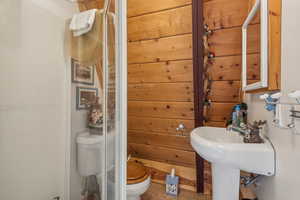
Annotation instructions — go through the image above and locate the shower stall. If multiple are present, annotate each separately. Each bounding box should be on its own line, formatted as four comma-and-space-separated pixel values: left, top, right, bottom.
67, 0, 127, 200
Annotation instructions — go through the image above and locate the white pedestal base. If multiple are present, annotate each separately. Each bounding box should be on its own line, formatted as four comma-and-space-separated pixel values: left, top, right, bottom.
212, 164, 240, 200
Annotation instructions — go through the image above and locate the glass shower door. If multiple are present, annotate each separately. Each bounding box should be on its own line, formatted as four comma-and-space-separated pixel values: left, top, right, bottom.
103, 0, 127, 199
69, 0, 127, 199
103, 2, 117, 199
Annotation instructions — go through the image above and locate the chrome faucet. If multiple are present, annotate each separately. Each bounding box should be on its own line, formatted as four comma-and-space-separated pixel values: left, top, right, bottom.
227, 123, 250, 136
227, 120, 267, 143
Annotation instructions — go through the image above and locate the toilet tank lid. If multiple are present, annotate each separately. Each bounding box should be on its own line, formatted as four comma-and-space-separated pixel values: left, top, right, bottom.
76, 132, 103, 145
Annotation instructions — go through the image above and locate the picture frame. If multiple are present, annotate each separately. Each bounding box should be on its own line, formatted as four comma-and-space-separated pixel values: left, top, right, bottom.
76, 87, 98, 110
71, 59, 95, 85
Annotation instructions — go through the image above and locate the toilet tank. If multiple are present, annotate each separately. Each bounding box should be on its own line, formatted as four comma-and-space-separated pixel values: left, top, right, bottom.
76, 132, 104, 177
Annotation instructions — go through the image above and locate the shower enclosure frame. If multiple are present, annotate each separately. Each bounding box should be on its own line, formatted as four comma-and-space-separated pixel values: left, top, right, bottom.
65, 0, 127, 199
115, 0, 128, 199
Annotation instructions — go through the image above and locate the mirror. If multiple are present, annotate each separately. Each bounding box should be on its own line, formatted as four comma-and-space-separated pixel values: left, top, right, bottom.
242, 0, 268, 91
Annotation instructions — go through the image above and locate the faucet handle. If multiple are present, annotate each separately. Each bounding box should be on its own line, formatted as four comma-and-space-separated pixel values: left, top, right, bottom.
253, 120, 267, 128
258, 120, 267, 126
246, 121, 266, 136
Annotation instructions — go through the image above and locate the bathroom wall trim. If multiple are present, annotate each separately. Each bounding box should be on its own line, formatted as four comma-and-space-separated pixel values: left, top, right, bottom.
192, 0, 205, 193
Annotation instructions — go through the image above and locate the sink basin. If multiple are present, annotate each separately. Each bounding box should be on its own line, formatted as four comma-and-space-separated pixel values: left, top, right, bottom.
191, 127, 275, 200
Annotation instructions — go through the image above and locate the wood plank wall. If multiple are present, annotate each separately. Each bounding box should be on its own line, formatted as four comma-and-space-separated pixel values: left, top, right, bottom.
203, 0, 260, 127
127, 0, 198, 192
78, 0, 260, 195
202, 0, 260, 194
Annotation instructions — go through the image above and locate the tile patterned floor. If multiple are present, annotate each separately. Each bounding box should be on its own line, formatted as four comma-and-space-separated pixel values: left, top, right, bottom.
142, 183, 212, 200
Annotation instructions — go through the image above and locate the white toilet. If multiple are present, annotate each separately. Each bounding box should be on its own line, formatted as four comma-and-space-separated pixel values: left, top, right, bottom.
77, 133, 151, 199
77, 132, 115, 177
127, 160, 151, 200
77, 132, 104, 177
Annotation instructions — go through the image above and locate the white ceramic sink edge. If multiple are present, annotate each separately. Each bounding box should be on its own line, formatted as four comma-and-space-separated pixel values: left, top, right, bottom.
191, 127, 275, 176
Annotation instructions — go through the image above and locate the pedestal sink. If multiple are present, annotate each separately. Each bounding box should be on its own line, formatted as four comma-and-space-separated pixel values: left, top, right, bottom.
191, 127, 275, 200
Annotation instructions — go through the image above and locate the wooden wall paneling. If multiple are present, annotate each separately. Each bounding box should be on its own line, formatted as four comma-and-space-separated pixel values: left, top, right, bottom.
128, 101, 194, 119
128, 143, 196, 167
206, 102, 236, 122
208, 81, 241, 102
128, 34, 193, 64
203, 0, 259, 30
128, 131, 193, 151
208, 24, 260, 57
128, 0, 191, 17
204, 121, 226, 127
128, 5, 192, 42
128, 82, 193, 102
132, 157, 197, 191
200, 0, 267, 194
268, 0, 281, 90
128, 0, 197, 192
128, 116, 194, 136
128, 60, 193, 84
208, 54, 260, 81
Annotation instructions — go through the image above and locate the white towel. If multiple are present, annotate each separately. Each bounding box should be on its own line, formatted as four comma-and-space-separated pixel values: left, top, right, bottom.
70, 9, 97, 37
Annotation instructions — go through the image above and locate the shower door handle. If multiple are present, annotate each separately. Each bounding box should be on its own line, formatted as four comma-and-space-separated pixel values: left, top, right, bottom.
52, 196, 60, 200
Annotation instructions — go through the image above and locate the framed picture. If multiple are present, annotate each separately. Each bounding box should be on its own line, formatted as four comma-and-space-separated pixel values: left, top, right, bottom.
76, 87, 98, 110
71, 59, 95, 85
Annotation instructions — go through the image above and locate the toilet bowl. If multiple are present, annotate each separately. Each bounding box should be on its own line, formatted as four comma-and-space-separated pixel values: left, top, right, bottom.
127, 161, 151, 200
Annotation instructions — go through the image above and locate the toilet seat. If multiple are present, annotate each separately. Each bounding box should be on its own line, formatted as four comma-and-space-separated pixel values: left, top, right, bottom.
127, 161, 150, 185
